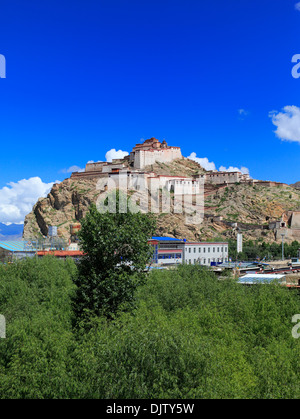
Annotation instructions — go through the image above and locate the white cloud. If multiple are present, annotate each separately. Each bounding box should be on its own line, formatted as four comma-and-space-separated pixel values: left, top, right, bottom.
188, 152, 250, 176
0, 177, 59, 224
187, 153, 216, 171
219, 166, 250, 175
105, 149, 129, 162
269, 106, 300, 144
60, 165, 85, 173
295, 2, 300, 11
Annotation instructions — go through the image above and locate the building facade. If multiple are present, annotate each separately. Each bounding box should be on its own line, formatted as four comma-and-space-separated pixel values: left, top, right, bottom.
184, 242, 228, 266
149, 237, 229, 267
129, 138, 182, 169
200, 171, 250, 185
148, 237, 185, 265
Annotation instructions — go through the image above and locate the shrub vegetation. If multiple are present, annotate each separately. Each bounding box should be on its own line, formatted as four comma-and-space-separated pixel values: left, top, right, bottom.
0, 258, 300, 398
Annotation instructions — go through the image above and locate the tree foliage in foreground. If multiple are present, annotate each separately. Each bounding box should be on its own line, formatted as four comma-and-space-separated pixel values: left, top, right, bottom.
0, 258, 300, 398
73, 194, 156, 321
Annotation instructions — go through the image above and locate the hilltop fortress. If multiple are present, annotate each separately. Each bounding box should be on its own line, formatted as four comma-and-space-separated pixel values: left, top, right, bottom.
78, 137, 183, 174
129, 138, 182, 169
72, 138, 201, 196
71, 137, 287, 190
23, 137, 299, 244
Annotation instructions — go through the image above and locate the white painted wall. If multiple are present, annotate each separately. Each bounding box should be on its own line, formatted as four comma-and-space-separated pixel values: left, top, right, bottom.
184, 243, 228, 266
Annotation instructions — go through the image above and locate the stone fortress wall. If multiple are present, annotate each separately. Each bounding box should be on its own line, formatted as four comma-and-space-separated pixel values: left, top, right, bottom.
133, 147, 182, 169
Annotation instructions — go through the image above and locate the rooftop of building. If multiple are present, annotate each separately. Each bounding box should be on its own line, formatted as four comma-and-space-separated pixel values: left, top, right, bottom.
0, 240, 38, 252
150, 236, 186, 242
37, 250, 84, 257
238, 274, 286, 284
132, 138, 180, 151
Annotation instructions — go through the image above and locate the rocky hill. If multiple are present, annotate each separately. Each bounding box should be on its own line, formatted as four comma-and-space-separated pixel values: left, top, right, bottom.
23, 158, 300, 244
291, 181, 300, 190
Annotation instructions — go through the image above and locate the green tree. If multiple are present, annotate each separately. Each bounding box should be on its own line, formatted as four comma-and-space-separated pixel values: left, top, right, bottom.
73, 191, 156, 321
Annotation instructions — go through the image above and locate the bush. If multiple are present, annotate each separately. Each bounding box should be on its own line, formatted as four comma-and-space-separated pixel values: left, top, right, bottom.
0, 260, 300, 398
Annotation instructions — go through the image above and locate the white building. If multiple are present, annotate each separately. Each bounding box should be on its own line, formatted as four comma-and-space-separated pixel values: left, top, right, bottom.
149, 237, 228, 267
129, 138, 182, 169
184, 242, 228, 266
200, 171, 250, 185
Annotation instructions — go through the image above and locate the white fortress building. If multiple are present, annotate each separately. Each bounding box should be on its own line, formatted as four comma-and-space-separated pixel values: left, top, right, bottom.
71, 137, 253, 191
129, 138, 182, 169
200, 171, 250, 185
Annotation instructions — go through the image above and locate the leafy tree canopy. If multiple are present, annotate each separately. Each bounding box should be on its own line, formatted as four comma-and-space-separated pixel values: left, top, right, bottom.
73, 190, 156, 321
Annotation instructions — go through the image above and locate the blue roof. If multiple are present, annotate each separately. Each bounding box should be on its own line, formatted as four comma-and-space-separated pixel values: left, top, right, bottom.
151, 236, 185, 242
0, 241, 37, 252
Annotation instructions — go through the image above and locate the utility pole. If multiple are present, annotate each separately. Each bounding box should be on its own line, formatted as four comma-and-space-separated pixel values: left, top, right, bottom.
281, 232, 285, 261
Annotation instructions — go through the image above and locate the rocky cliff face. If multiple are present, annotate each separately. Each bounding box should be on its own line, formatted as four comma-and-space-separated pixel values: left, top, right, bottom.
23, 177, 100, 240
291, 181, 300, 190
23, 159, 300, 244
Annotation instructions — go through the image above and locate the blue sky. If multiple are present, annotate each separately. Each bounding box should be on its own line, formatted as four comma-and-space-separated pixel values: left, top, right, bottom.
0, 0, 300, 223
